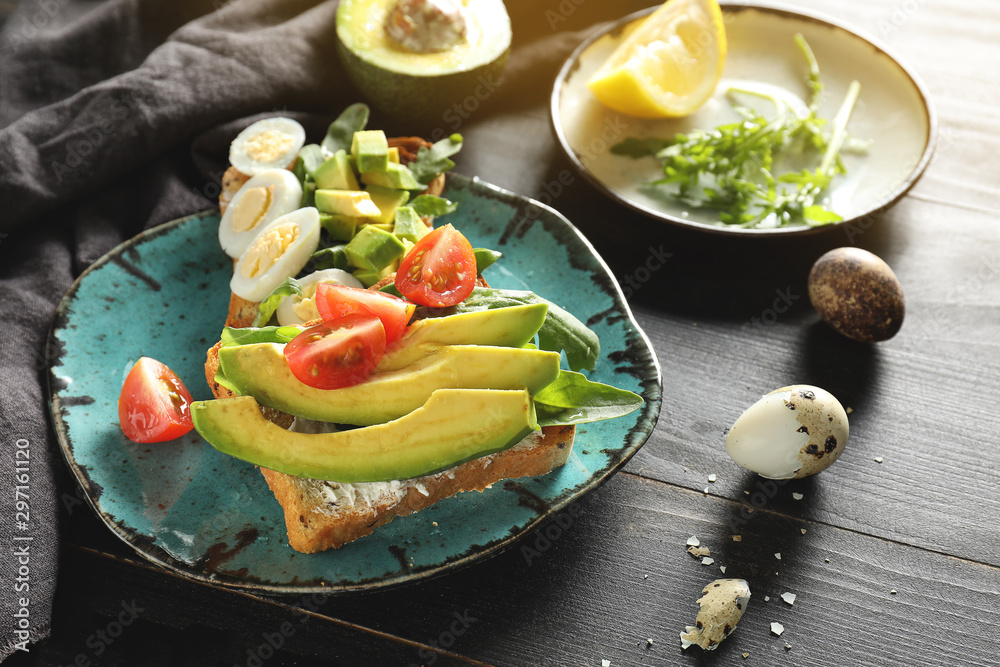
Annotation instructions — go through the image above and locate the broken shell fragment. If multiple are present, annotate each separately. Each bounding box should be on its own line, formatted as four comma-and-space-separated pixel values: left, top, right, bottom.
679, 579, 752, 651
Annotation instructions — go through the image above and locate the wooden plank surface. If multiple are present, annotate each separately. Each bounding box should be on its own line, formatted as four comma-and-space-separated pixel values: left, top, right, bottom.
10, 473, 999, 666
8, 0, 1000, 665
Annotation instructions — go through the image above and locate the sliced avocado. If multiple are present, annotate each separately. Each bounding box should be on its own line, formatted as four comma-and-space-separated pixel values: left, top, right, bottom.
360, 162, 422, 190
351, 129, 389, 172
378, 304, 549, 371
336, 0, 511, 126
365, 185, 409, 225
345, 224, 406, 271
393, 206, 430, 242
191, 389, 537, 483
320, 214, 358, 242
315, 189, 381, 217
313, 149, 359, 190
220, 343, 560, 425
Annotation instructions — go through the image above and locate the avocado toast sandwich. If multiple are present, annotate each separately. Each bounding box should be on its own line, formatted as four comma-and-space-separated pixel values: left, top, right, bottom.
193, 105, 642, 553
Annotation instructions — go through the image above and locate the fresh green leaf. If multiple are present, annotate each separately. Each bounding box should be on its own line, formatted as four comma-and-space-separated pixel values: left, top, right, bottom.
409, 134, 463, 186
308, 245, 350, 271
322, 103, 369, 155
378, 283, 404, 298
473, 248, 502, 274
804, 205, 843, 225
409, 194, 459, 218
253, 277, 302, 327
451, 287, 600, 372
533, 370, 643, 427
295, 144, 325, 180
300, 176, 316, 208
611, 137, 673, 158
213, 367, 241, 395
219, 326, 301, 348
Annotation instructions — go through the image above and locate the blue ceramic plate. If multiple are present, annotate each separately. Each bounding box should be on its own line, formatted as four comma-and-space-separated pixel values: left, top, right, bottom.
48, 174, 662, 594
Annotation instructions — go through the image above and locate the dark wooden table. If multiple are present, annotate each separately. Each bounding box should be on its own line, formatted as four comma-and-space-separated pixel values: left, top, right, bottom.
7, 0, 1000, 665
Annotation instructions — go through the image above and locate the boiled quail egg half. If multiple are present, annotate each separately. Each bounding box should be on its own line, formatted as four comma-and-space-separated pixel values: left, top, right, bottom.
231, 207, 321, 302
275, 269, 364, 326
218, 169, 303, 259
725, 384, 849, 479
229, 117, 306, 176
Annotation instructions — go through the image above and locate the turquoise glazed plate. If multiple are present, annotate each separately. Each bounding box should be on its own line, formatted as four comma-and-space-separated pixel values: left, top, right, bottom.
48, 174, 662, 594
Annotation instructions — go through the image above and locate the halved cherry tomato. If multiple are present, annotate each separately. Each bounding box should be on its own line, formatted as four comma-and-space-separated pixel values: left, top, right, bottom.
283, 314, 386, 389
394, 223, 476, 307
118, 357, 195, 443
315, 283, 415, 344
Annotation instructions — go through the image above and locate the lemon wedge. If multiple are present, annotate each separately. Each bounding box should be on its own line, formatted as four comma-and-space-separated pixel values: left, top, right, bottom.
587, 0, 726, 118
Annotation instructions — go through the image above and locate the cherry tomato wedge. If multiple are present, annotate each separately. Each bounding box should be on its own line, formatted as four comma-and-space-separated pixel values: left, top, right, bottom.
283, 314, 386, 389
394, 223, 477, 307
118, 357, 195, 443
314, 283, 415, 345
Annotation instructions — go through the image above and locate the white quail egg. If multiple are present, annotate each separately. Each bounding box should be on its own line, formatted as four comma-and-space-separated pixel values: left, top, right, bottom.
275, 269, 364, 326
218, 169, 303, 258
229, 117, 306, 176
726, 385, 849, 479
230, 207, 321, 302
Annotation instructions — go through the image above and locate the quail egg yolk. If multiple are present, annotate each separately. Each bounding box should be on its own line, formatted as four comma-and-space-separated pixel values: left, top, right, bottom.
243, 130, 295, 164
230, 186, 274, 232
240, 223, 300, 279
291, 282, 325, 322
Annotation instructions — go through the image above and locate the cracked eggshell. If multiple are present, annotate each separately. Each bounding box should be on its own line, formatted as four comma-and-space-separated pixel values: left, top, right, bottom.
680, 579, 751, 651
726, 385, 849, 479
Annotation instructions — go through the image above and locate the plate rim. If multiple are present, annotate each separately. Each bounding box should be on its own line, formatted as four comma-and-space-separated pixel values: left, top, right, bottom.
550, 0, 938, 236
47, 174, 663, 595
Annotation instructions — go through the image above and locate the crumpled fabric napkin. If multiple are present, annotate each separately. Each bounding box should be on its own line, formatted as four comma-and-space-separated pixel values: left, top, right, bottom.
0, 0, 627, 657
0, 0, 355, 657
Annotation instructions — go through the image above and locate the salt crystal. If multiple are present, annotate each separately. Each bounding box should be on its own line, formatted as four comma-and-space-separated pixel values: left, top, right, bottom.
781, 592, 797, 605
602, 660, 611, 667
771, 622, 785, 636
874, 457, 884, 463
701, 556, 715, 566
708, 474, 717, 482
792, 492, 804, 500
775, 552, 782, 560
720, 565, 727, 573
686, 536, 700, 547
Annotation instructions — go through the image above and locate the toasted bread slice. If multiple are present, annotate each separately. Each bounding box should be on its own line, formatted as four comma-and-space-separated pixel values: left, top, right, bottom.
204, 340, 575, 553
209, 150, 574, 553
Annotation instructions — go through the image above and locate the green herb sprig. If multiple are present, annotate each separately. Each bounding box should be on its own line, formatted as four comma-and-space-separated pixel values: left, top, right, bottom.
613, 34, 863, 229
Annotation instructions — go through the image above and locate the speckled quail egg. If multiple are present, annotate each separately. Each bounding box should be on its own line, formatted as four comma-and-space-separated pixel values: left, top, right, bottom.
229, 117, 306, 176
680, 579, 751, 651
231, 207, 321, 302
726, 385, 849, 479
275, 268, 364, 326
218, 169, 303, 258
809, 247, 905, 342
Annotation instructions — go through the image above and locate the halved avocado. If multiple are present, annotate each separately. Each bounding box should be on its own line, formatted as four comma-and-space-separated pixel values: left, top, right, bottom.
191, 389, 536, 483
336, 0, 511, 127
